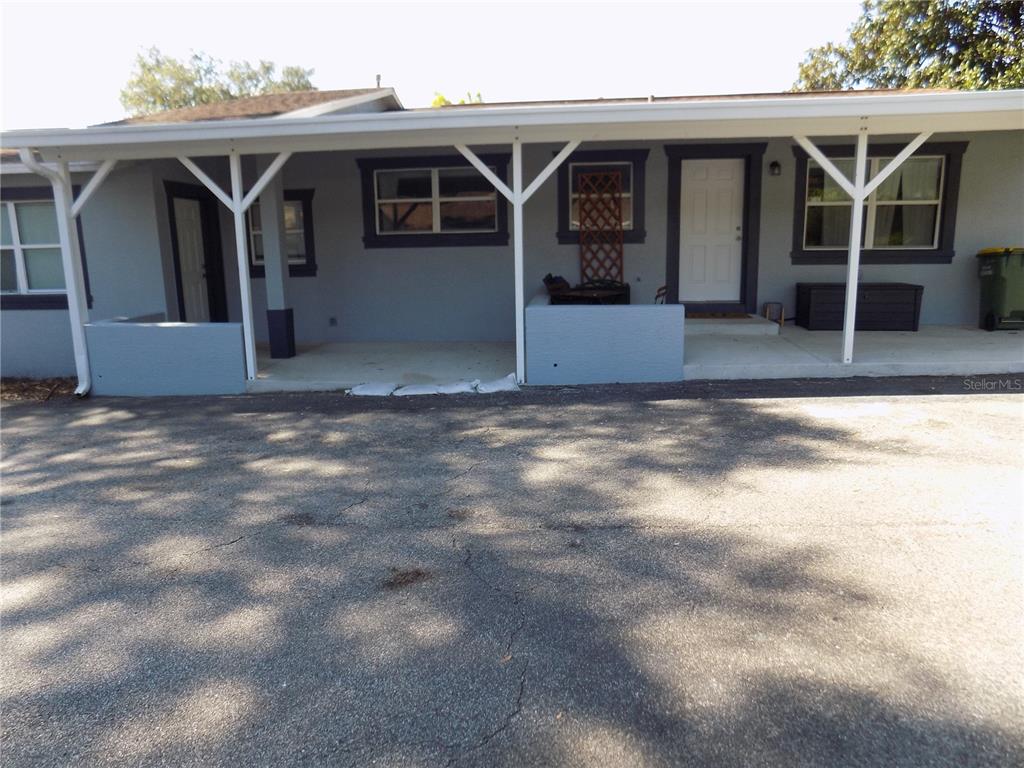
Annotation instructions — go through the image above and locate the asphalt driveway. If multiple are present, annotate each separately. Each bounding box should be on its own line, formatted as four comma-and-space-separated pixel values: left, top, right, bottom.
2, 377, 1022, 766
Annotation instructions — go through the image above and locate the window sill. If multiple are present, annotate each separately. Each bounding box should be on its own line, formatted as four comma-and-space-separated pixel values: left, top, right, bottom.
249, 263, 318, 278
1, 293, 70, 310
791, 249, 955, 265
362, 231, 510, 249
556, 229, 646, 246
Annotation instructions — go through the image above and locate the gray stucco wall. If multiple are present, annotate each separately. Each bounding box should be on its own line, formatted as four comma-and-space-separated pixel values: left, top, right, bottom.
526, 297, 686, 384
86, 318, 245, 396
1, 165, 170, 378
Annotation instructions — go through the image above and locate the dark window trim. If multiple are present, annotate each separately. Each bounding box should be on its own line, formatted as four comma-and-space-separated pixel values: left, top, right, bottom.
663, 143, 766, 314
357, 153, 510, 248
790, 140, 968, 265
0, 185, 92, 311
164, 180, 229, 322
555, 148, 649, 244
247, 189, 317, 278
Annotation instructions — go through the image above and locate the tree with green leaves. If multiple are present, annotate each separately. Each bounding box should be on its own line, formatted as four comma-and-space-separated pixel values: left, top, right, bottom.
120, 48, 315, 116
794, 0, 1023, 91
431, 91, 484, 107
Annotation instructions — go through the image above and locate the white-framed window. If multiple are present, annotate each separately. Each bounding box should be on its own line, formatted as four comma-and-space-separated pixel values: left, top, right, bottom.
247, 199, 308, 266
803, 155, 945, 250
0, 200, 65, 295
373, 166, 498, 235
567, 161, 635, 231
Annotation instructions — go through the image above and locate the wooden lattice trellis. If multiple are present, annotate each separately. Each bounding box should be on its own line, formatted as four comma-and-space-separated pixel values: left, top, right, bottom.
577, 170, 625, 283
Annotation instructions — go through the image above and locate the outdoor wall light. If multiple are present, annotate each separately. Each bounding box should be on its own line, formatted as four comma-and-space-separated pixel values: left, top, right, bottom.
769, 160, 782, 176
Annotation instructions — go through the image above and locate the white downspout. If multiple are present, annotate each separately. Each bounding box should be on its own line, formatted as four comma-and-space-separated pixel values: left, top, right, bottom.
17, 149, 93, 396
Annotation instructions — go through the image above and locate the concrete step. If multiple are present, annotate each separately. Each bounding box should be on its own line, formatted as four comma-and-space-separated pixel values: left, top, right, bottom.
685, 314, 781, 336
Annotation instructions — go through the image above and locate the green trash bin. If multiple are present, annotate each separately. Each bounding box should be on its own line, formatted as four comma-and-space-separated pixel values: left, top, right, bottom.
977, 247, 1024, 331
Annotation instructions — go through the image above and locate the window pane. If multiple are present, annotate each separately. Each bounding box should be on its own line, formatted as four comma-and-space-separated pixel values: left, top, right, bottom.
805, 205, 853, 247
807, 160, 853, 202
570, 196, 633, 230
248, 205, 262, 232
1, 249, 16, 292
377, 202, 432, 233
873, 157, 942, 201
283, 201, 303, 230
872, 205, 938, 247
285, 232, 304, 256
571, 163, 632, 193
376, 170, 432, 200
251, 233, 264, 258
1, 207, 12, 247
438, 168, 495, 198
439, 200, 496, 231
15, 202, 59, 244
24, 248, 65, 290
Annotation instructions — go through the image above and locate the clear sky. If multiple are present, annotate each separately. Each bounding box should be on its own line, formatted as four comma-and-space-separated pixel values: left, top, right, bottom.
1, 0, 862, 130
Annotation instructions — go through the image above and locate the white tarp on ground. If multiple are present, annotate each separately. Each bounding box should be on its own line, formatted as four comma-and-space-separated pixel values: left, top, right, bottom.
350, 374, 518, 397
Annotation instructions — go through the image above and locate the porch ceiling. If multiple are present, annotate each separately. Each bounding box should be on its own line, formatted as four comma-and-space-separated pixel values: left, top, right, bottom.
3, 89, 1021, 163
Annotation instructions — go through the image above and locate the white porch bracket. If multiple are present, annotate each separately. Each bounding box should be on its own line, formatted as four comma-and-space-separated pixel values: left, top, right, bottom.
177, 156, 234, 209
18, 149, 93, 395
241, 152, 292, 211
793, 135, 856, 198
70, 159, 117, 219
521, 139, 581, 203
862, 131, 932, 198
794, 130, 932, 365
454, 144, 514, 202
456, 139, 581, 384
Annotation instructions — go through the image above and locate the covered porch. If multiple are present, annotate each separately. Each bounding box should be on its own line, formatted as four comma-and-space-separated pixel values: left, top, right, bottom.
251, 341, 515, 392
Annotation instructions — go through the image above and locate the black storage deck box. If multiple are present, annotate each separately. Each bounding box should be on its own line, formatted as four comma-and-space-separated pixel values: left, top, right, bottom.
795, 283, 923, 331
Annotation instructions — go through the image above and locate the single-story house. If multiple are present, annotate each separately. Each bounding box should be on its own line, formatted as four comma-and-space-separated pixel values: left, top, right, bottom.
1, 86, 1022, 395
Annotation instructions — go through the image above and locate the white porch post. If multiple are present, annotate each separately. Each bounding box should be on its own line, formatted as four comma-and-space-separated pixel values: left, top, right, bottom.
511, 137, 526, 383
842, 130, 869, 364
16, 150, 106, 395
179, 152, 291, 380
794, 130, 930, 364
456, 138, 580, 384
229, 153, 258, 380
52, 163, 92, 393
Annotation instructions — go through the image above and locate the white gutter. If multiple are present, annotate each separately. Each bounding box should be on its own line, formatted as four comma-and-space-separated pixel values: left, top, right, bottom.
3, 89, 1021, 153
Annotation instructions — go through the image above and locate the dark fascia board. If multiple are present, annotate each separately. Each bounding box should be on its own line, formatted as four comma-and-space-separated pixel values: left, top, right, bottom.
555, 148, 650, 245
248, 188, 318, 278
789, 140, 968, 265
663, 143, 766, 313
357, 153, 511, 249
0, 184, 92, 310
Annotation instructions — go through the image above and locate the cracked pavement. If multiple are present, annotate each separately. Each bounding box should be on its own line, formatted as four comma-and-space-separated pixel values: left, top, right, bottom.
1, 377, 1023, 766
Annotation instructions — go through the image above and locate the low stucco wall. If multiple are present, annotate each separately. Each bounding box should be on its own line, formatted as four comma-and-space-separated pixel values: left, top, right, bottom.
85, 317, 246, 396
1, 309, 75, 378
525, 298, 685, 385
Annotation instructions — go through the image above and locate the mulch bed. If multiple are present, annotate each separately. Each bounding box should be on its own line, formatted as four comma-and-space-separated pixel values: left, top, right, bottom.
1, 378, 76, 402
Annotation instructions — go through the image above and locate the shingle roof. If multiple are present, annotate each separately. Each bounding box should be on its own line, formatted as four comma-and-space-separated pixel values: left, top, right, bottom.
104, 88, 386, 126
420, 88, 955, 110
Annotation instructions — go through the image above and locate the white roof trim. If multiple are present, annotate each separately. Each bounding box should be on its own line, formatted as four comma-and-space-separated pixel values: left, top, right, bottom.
274, 88, 402, 119
2, 89, 1020, 161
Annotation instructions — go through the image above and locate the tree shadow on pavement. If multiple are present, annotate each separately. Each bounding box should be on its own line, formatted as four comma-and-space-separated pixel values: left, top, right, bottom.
1, 391, 1020, 766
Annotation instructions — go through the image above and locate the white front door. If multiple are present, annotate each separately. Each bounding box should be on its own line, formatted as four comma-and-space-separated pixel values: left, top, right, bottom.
173, 197, 210, 323
679, 158, 744, 302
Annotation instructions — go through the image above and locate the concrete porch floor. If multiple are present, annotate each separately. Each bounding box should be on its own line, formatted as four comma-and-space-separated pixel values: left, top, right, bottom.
683, 325, 1024, 380
251, 341, 515, 392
